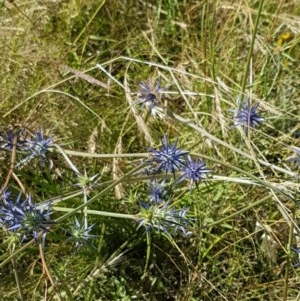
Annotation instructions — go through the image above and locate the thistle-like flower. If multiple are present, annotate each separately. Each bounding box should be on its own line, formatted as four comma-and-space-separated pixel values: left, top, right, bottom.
137, 201, 191, 237
232, 98, 264, 132
138, 79, 167, 104
149, 135, 188, 177
63, 216, 97, 251
137, 79, 168, 117
177, 156, 210, 189
0, 195, 53, 240
74, 170, 100, 193
288, 147, 300, 167
0, 128, 27, 150
291, 247, 300, 267
17, 128, 53, 167
291, 247, 300, 254
27, 128, 53, 157
1, 189, 12, 202
147, 180, 168, 204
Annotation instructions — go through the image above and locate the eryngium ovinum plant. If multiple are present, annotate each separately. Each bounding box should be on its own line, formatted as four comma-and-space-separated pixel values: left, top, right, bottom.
0, 75, 297, 299
0, 127, 209, 243
0, 110, 212, 294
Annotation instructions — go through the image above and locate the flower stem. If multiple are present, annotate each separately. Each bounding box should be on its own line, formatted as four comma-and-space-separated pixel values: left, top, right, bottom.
53, 207, 137, 220
55, 161, 148, 223
10, 246, 25, 301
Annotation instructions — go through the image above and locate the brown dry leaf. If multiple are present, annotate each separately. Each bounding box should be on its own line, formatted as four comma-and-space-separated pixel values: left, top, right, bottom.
63, 65, 108, 89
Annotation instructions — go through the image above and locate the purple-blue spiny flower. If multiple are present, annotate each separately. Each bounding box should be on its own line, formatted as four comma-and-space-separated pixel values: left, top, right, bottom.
63, 216, 97, 252
291, 247, 300, 267
16, 128, 53, 167
137, 79, 168, 117
138, 79, 167, 103
1, 189, 12, 202
0, 127, 54, 168
26, 128, 53, 157
232, 98, 263, 132
137, 201, 191, 237
0, 194, 53, 240
177, 156, 210, 189
147, 180, 168, 204
0, 128, 27, 150
149, 135, 188, 177
288, 147, 300, 167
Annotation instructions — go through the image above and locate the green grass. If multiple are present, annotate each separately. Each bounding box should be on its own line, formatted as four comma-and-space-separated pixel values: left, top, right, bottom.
1, 0, 300, 300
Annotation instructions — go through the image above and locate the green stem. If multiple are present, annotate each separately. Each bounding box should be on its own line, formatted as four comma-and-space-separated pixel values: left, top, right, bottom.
0, 162, 147, 270
205, 195, 271, 229
73, 0, 106, 44
10, 246, 25, 301
240, 0, 265, 99
191, 152, 295, 204
173, 112, 295, 177
86, 224, 105, 300
58, 148, 148, 158
83, 192, 88, 230
55, 161, 148, 223
38, 172, 173, 208
53, 207, 137, 220
283, 210, 295, 301
142, 232, 151, 279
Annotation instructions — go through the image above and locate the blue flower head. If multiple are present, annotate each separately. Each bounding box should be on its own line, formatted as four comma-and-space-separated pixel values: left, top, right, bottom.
63, 216, 97, 252
291, 247, 300, 267
27, 128, 53, 157
232, 98, 264, 132
137, 79, 168, 117
138, 79, 167, 102
0, 128, 28, 150
288, 147, 300, 167
147, 180, 168, 205
1, 189, 12, 202
177, 156, 210, 189
17, 128, 54, 167
149, 135, 188, 177
137, 201, 191, 237
0, 195, 53, 241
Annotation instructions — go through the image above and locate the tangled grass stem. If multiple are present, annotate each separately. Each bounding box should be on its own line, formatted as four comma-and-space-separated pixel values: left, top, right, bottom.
55, 161, 149, 223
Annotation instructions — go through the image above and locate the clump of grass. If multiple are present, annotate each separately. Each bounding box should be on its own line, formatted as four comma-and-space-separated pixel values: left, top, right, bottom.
1, 0, 300, 300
